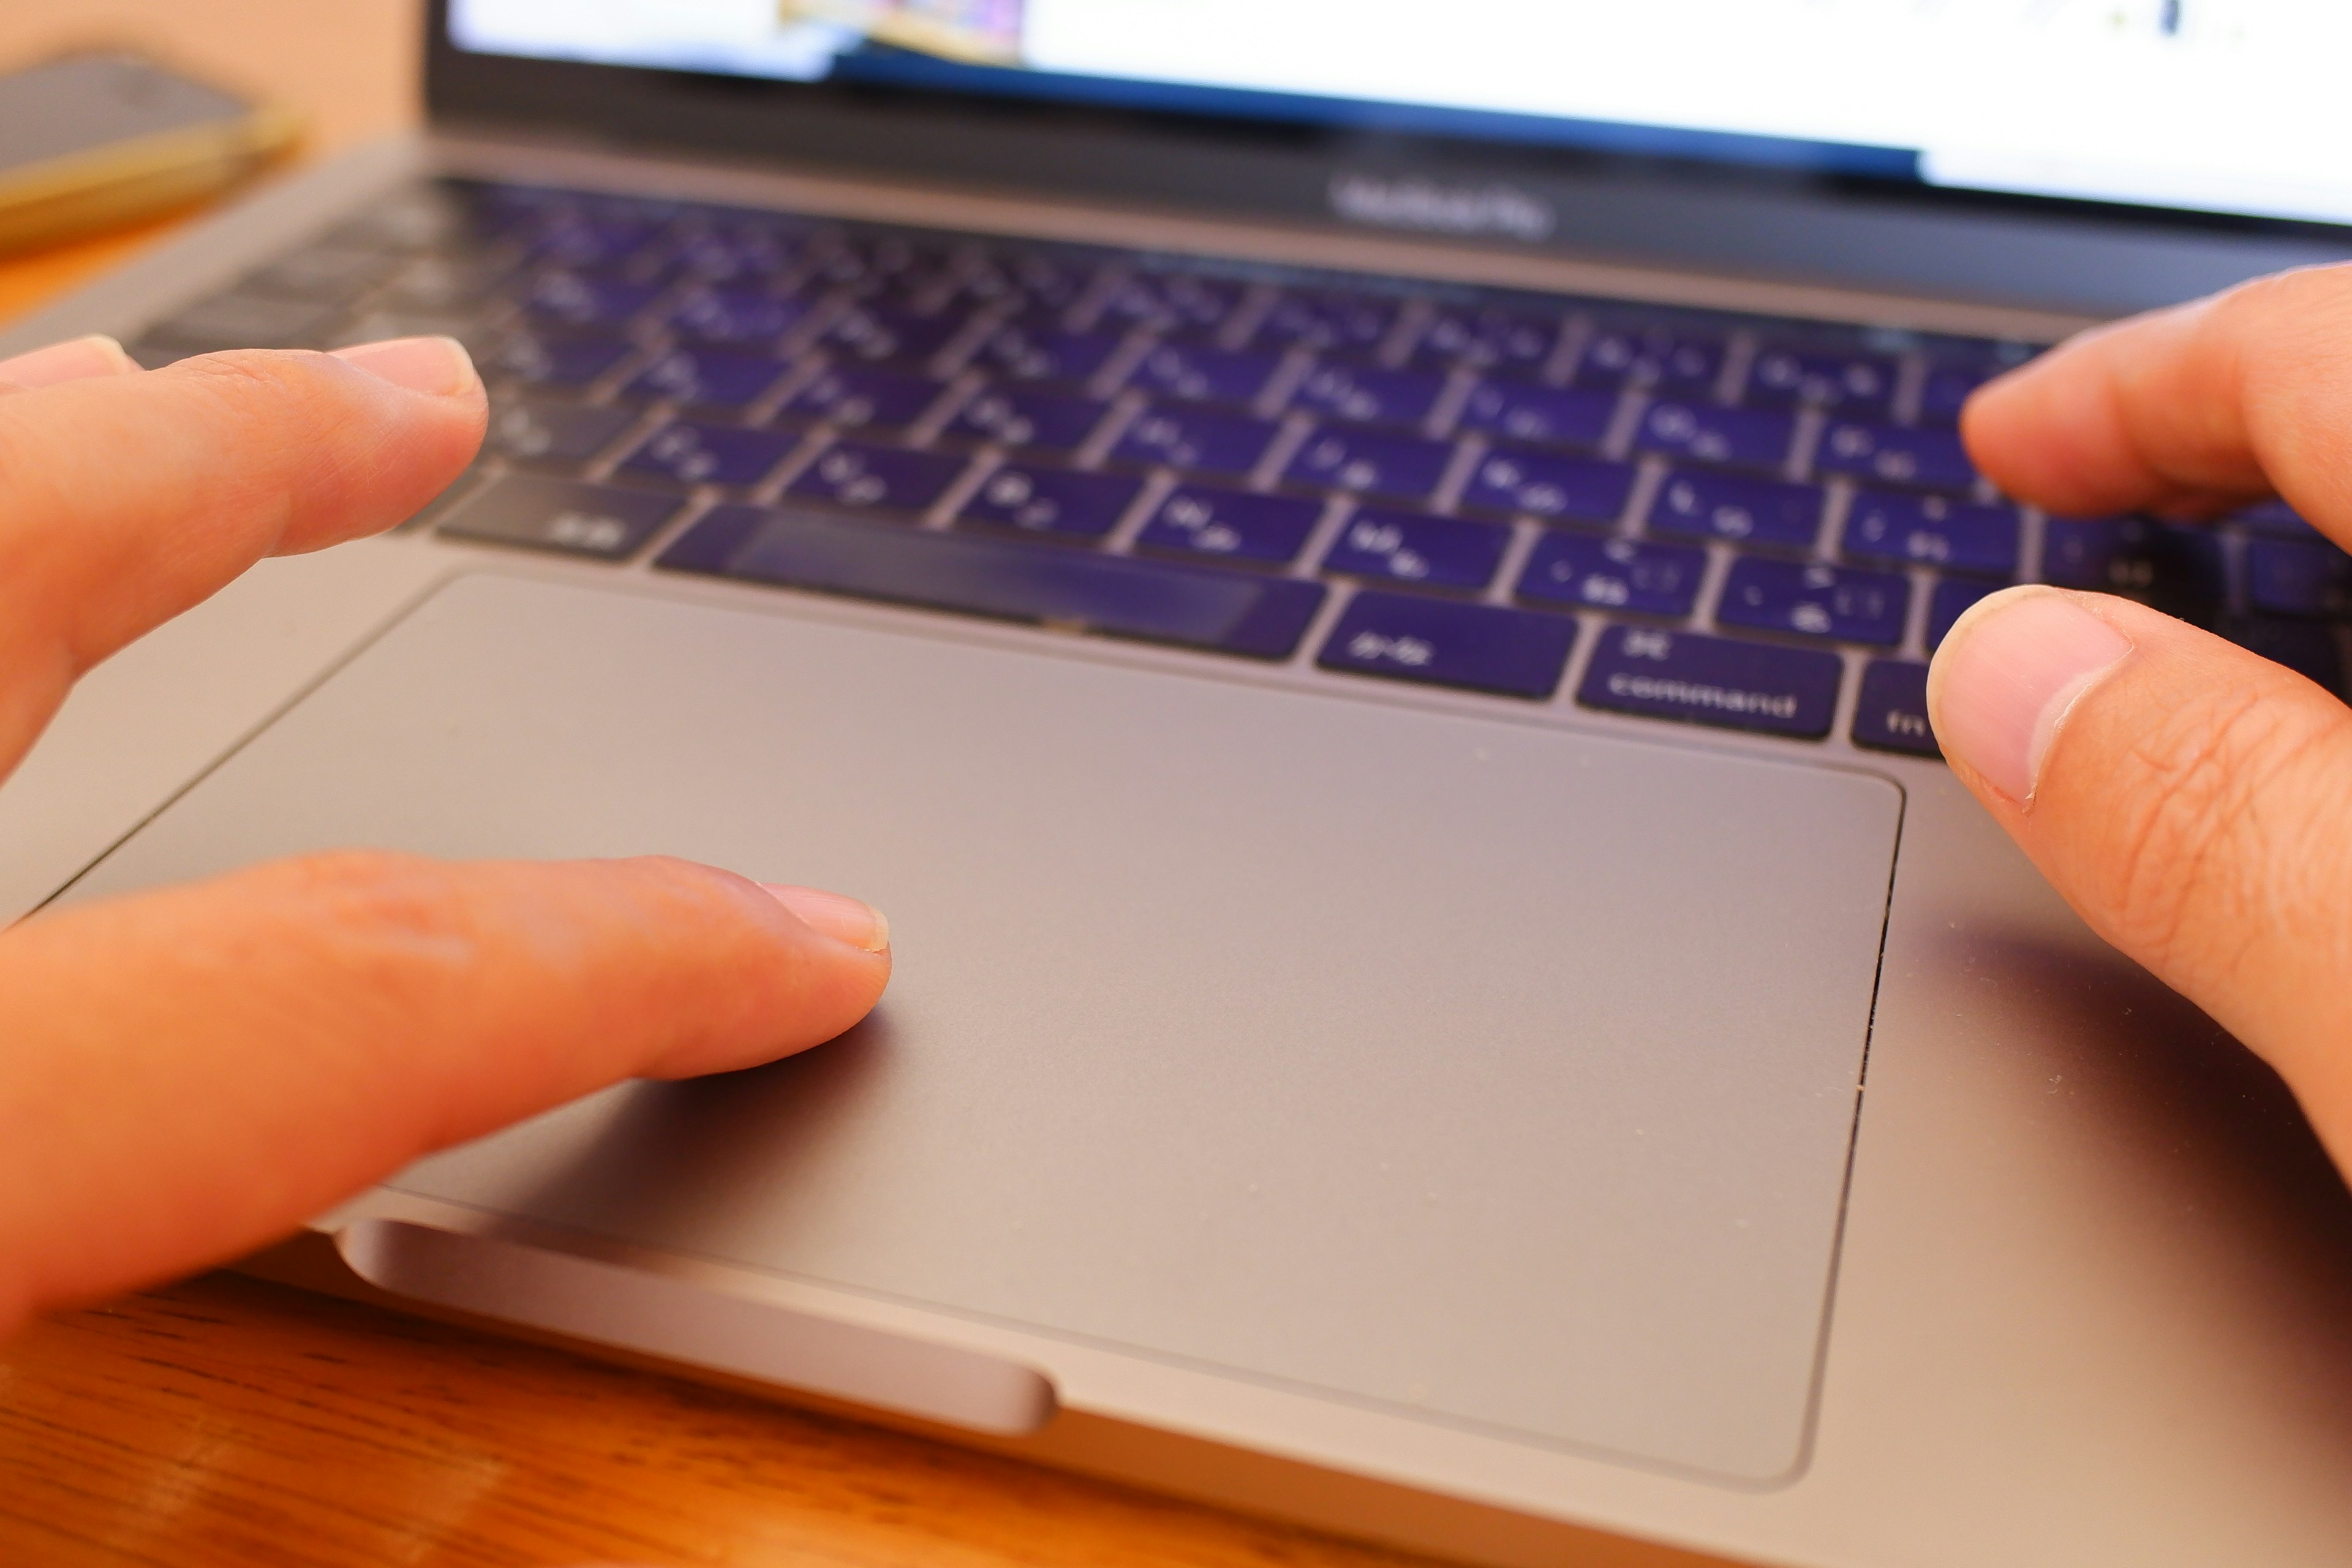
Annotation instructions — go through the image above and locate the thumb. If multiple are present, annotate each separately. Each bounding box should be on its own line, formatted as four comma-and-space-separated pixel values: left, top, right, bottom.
1928, 586, 2352, 1163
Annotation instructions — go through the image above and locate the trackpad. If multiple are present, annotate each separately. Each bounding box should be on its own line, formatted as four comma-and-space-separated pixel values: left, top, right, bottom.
72, 575, 1901, 1482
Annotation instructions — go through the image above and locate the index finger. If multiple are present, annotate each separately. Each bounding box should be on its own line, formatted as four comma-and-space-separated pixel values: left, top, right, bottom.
1961, 262, 2352, 546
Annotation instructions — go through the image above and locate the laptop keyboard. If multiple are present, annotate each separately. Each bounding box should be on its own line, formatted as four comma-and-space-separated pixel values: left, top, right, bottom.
131, 179, 2352, 753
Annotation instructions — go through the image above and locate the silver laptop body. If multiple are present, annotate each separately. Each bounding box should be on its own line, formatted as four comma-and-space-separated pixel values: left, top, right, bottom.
7, 9, 2352, 1565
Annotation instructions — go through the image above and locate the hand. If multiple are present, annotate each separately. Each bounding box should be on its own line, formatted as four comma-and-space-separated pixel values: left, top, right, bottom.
1937, 265, 2352, 1175
0, 337, 891, 1336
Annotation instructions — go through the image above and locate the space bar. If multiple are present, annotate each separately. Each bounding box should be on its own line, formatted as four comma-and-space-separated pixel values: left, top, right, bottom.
656, 504, 1327, 659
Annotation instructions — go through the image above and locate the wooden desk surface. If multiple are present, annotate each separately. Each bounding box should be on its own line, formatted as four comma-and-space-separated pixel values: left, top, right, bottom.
0, 8, 1457, 1568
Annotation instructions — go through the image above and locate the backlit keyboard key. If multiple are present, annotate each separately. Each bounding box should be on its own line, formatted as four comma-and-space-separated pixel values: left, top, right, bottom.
1577, 326, 1722, 391
1137, 486, 1322, 565
1112, 407, 1283, 477
1456, 380, 1616, 448
1321, 509, 1509, 590
2248, 538, 2352, 618
971, 325, 1126, 385
2041, 515, 2225, 622
1842, 491, 2021, 578
485, 398, 639, 466
623, 421, 801, 488
788, 442, 970, 515
1289, 363, 1447, 426
662, 505, 1325, 659
1634, 400, 1797, 471
1098, 273, 1243, 334
1319, 592, 1576, 699
947, 387, 1108, 451
492, 330, 635, 388
1648, 469, 1824, 551
1815, 421, 1978, 492
2234, 499, 2323, 539
1578, 625, 1841, 739
1518, 535, 1706, 617
523, 271, 662, 328
959, 464, 1141, 538
1128, 342, 1283, 404
1286, 428, 1455, 501
669, 287, 811, 345
1744, 349, 1896, 415
1415, 307, 1562, 373
1851, 661, 1941, 757
1461, 446, 1637, 525
1257, 291, 1398, 353
1718, 557, 1910, 646
821, 304, 967, 365
624, 347, 792, 409
438, 474, 680, 560
1927, 577, 1997, 649
783, 367, 950, 429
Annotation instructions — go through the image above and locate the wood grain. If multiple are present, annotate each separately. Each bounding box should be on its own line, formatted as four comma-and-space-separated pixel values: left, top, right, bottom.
0, 1273, 1455, 1568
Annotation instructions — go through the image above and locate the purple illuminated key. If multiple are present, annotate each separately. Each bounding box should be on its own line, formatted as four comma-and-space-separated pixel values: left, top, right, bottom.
624, 347, 791, 409
2248, 538, 2351, 618
1127, 342, 1283, 404
669, 287, 810, 345
1635, 399, 1796, 470
438, 474, 679, 560
1286, 428, 1455, 501
1718, 557, 1910, 646
947, 387, 1107, 451
1322, 509, 1509, 590
1927, 577, 1997, 649
1577, 326, 1722, 391
1320, 591, 1575, 699
1137, 486, 1322, 565
1457, 380, 1615, 448
1112, 407, 1283, 477
1461, 445, 1637, 525
1518, 534, 1705, 617
2043, 516, 2224, 621
622, 421, 801, 488
822, 305, 967, 366
783, 367, 949, 429
1851, 661, 1940, 756
1096, 273, 1242, 334
2235, 499, 2324, 539
1257, 291, 1398, 353
491, 330, 634, 388
1918, 363, 1998, 428
1816, 421, 1978, 492
1843, 490, 2020, 578
1578, 625, 1842, 739
1288, 363, 1447, 426
485, 398, 638, 466
788, 441, 970, 515
522, 271, 662, 328
1415, 307, 1562, 373
1744, 349, 1897, 415
971, 325, 1125, 385
1648, 469, 1823, 551
959, 464, 1140, 538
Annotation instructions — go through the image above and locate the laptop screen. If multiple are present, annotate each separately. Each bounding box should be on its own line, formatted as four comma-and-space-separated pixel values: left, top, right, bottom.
444, 1, 2349, 231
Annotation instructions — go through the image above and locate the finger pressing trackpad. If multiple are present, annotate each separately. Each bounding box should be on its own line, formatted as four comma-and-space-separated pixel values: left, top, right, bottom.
72, 573, 1901, 1483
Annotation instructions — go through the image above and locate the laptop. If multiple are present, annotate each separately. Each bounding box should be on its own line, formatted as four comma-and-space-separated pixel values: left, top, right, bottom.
7, 4, 2352, 1564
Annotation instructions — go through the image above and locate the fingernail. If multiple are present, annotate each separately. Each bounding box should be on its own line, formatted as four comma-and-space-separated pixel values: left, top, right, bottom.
761, 884, 891, 954
1927, 585, 2134, 804
0, 334, 140, 388
331, 335, 478, 398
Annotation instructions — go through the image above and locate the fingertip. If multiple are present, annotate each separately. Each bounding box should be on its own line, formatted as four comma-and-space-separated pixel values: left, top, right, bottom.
330, 336, 481, 401
0, 334, 142, 390
761, 883, 892, 956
